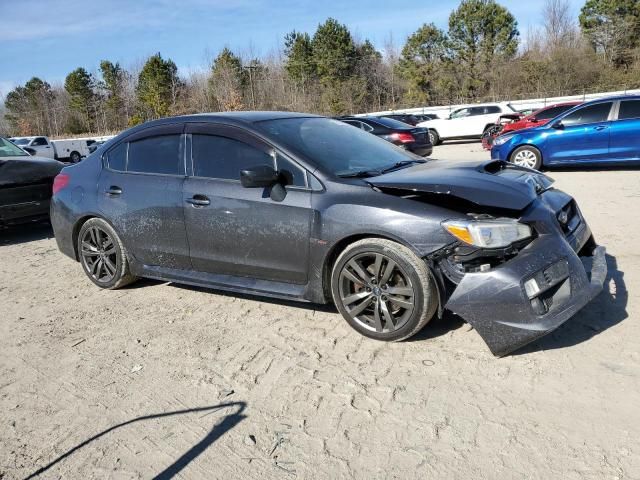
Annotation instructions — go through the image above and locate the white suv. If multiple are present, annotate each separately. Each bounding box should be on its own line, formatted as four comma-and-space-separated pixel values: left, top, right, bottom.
417, 102, 516, 145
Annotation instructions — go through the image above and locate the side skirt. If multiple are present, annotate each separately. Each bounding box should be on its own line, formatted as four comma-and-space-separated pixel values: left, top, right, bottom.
138, 264, 312, 303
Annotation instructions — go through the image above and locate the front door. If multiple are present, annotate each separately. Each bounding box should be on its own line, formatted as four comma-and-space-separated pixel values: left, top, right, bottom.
545, 102, 613, 164
182, 123, 313, 284
97, 123, 191, 269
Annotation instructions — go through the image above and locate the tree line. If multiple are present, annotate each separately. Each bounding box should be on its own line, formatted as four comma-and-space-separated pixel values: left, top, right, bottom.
2, 0, 640, 137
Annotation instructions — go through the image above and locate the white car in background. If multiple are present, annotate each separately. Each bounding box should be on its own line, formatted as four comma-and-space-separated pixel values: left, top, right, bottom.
9, 136, 92, 163
417, 102, 517, 145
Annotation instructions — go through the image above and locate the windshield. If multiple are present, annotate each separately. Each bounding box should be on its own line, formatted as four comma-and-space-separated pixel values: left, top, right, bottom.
0, 137, 29, 157
256, 117, 422, 177
11, 138, 30, 145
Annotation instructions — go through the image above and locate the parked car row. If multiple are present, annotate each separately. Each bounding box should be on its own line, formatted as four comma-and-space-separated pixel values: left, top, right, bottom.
8, 135, 116, 163
337, 116, 433, 156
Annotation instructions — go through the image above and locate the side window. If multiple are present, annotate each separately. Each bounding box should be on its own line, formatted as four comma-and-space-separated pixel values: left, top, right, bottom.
32, 137, 47, 146
562, 102, 612, 126
535, 106, 568, 120
450, 108, 470, 119
128, 134, 182, 175
276, 154, 307, 187
469, 107, 485, 116
360, 122, 374, 132
192, 134, 274, 180
106, 143, 127, 171
485, 106, 501, 114
618, 100, 640, 120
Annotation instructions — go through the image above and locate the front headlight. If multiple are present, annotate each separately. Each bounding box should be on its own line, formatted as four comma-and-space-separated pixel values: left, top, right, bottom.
493, 134, 515, 146
442, 218, 532, 248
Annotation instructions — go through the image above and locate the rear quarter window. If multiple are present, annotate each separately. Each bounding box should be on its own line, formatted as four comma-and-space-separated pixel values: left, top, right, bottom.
106, 143, 127, 171
618, 100, 640, 120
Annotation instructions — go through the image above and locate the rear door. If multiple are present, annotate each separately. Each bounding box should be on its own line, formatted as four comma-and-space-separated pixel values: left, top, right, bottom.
545, 102, 613, 164
183, 123, 313, 284
609, 99, 640, 162
97, 123, 191, 269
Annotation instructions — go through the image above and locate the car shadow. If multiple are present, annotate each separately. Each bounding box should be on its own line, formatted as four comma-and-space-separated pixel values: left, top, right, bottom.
514, 253, 627, 355
23, 401, 247, 480
0, 222, 54, 246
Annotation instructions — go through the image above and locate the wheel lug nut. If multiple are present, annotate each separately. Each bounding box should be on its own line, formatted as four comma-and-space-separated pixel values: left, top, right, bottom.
382, 296, 387, 301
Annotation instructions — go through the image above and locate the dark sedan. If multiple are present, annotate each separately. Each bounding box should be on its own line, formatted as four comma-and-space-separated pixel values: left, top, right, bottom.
338, 116, 433, 156
0, 137, 64, 227
51, 112, 605, 356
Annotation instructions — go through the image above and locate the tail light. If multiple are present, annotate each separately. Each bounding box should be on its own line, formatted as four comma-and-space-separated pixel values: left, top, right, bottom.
390, 132, 415, 143
52, 173, 70, 195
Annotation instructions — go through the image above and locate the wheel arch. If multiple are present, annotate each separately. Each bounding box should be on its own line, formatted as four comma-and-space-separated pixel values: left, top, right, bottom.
320, 232, 428, 302
71, 214, 122, 261
507, 143, 543, 165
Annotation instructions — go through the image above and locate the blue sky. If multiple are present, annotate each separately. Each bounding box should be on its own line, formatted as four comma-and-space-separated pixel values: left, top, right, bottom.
0, 0, 585, 97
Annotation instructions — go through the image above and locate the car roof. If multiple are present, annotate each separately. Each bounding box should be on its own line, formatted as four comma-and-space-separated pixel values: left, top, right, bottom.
144, 111, 320, 128
581, 94, 640, 105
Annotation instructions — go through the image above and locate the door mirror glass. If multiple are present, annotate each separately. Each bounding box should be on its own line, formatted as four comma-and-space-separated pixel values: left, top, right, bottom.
240, 165, 279, 188
551, 121, 564, 129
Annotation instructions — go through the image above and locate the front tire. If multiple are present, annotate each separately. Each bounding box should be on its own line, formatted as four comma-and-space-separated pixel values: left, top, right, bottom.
78, 218, 137, 289
510, 145, 542, 170
331, 239, 437, 342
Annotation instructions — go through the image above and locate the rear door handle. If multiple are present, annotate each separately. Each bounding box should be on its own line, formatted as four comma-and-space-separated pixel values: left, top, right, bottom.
105, 186, 122, 196
186, 195, 210, 207
594, 125, 608, 131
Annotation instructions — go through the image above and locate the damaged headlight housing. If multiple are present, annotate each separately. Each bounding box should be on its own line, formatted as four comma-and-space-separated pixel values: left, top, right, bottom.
442, 218, 532, 248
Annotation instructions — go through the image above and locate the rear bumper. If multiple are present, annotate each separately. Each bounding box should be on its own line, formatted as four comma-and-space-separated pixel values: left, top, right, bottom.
444, 233, 606, 357
409, 144, 433, 157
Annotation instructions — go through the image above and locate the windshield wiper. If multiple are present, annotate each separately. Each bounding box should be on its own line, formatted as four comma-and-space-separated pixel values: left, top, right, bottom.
379, 159, 426, 174
337, 169, 382, 178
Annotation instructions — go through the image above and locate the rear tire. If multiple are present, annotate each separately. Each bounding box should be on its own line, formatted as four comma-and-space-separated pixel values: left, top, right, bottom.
331, 239, 437, 342
428, 129, 441, 146
78, 218, 137, 289
510, 145, 542, 170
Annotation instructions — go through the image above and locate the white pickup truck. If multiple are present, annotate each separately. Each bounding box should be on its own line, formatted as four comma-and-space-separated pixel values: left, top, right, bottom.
417, 102, 517, 145
9, 136, 92, 163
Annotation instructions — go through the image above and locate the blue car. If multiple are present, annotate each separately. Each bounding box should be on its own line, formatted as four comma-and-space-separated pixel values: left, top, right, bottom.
491, 95, 640, 169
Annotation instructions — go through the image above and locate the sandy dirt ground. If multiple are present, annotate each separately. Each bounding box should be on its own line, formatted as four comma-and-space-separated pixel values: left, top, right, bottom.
1, 141, 639, 480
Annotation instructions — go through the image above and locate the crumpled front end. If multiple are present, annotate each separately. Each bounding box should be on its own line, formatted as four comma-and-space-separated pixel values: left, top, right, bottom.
440, 190, 607, 356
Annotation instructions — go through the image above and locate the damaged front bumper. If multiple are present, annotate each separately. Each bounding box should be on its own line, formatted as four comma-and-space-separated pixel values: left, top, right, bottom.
444, 229, 607, 357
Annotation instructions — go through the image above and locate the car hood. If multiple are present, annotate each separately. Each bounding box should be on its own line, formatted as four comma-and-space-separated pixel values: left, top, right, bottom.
0, 155, 64, 187
367, 160, 553, 211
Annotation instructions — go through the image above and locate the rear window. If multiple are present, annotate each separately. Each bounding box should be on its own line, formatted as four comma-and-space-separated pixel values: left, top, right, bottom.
618, 100, 640, 120
371, 117, 412, 129
127, 135, 182, 175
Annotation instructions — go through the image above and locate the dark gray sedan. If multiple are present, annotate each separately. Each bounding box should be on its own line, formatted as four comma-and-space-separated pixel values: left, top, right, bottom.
50, 112, 606, 356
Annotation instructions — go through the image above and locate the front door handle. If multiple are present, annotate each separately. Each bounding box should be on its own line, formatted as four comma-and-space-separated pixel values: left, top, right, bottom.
594, 125, 608, 131
105, 186, 122, 196
186, 195, 210, 207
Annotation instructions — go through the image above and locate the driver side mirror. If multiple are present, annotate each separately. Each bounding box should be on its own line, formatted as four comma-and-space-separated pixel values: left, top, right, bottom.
551, 121, 564, 129
530, 117, 538, 123
240, 165, 279, 188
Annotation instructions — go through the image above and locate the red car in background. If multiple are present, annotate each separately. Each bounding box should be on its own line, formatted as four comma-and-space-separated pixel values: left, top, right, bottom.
482, 102, 582, 150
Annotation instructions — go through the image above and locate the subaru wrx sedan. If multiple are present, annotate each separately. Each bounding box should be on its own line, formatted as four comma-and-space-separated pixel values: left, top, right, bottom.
51, 112, 606, 356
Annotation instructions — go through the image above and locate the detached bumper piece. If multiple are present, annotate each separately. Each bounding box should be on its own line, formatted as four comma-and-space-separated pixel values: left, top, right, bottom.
445, 233, 607, 357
